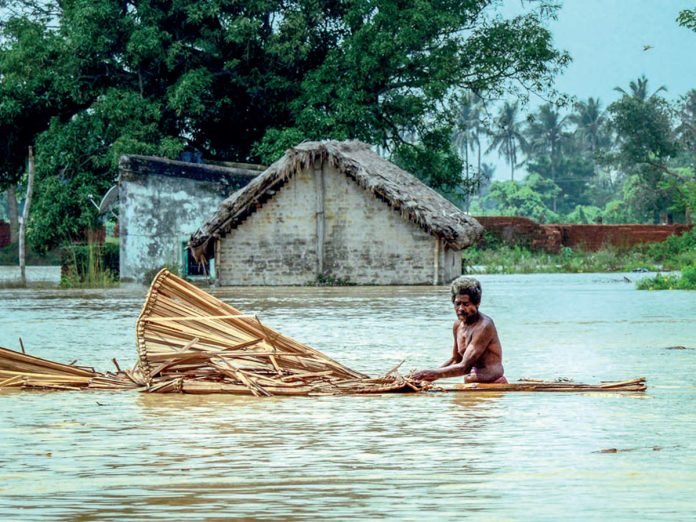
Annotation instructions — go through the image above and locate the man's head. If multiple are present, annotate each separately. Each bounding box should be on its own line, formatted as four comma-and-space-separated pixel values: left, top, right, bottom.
450, 276, 482, 322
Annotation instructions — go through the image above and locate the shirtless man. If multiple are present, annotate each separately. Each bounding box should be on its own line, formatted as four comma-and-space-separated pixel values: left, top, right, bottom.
412, 276, 507, 384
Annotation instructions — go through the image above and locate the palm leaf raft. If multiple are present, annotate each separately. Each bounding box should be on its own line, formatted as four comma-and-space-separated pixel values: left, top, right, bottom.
0, 269, 646, 395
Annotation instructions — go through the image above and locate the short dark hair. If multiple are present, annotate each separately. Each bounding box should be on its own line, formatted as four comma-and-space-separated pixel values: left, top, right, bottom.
450, 276, 482, 305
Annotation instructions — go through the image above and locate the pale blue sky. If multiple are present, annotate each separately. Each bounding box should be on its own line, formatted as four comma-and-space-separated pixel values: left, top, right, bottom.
546, 0, 696, 103
488, 0, 696, 179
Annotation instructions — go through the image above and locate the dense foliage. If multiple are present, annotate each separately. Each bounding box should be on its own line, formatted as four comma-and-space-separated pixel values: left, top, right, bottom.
463, 83, 696, 225
1, 0, 568, 251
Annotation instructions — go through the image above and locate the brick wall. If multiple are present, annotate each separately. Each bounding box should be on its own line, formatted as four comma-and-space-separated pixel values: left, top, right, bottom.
218, 165, 455, 285
475, 216, 691, 252
559, 224, 692, 251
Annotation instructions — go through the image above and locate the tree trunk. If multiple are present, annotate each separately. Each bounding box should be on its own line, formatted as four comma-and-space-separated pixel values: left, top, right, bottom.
19, 147, 36, 287
7, 185, 19, 243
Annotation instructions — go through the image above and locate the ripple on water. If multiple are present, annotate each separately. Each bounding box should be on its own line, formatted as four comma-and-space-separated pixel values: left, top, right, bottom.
0, 273, 695, 519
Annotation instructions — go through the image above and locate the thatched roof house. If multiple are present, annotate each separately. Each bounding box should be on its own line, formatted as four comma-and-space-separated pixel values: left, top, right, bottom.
190, 140, 482, 285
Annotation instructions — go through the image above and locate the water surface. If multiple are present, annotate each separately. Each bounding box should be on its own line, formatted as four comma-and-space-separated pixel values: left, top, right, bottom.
1, 272, 694, 520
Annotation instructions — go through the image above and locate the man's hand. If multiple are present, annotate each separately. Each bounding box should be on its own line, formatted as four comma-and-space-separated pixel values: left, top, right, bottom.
411, 369, 439, 382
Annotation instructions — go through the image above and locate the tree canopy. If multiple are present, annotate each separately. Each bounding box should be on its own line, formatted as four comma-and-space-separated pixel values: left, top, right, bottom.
0, 0, 569, 250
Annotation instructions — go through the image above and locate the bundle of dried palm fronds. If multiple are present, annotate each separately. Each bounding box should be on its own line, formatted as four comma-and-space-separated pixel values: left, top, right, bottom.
0, 345, 135, 391
131, 269, 422, 395
0, 269, 646, 396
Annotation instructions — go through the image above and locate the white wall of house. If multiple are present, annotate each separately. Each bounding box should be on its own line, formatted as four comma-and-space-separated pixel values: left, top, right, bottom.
217, 164, 461, 285
119, 156, 257, 282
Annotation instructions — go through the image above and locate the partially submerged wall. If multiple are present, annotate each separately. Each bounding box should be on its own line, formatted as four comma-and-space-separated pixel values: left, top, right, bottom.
119, 155, 259, 282
475, 216, 692, 252
217, 164, 459, 285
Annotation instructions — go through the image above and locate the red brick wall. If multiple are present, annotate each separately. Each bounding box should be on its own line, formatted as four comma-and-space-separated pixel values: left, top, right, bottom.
557, 224, 692, 251
474, 216, 691, 252
0, 221, 10, 248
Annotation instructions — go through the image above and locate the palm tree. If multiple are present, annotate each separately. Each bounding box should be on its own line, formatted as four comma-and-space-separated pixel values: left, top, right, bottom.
614, 75, 666, 101
452, 93, 478, 184
570, 97, 606, 156
487, 101, 526, 181
453, 93, 483, 193
525, 104, 568, 164
524, 104, 570, 212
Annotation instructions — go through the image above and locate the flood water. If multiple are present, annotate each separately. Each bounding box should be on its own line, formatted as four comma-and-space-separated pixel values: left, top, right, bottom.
0, 271, 694, 520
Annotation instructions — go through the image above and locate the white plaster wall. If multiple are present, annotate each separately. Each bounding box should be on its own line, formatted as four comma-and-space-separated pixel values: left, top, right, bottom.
120, 175, 227, 281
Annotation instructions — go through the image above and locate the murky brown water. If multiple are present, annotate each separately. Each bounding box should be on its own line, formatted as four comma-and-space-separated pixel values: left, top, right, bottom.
1, 272, 694, 520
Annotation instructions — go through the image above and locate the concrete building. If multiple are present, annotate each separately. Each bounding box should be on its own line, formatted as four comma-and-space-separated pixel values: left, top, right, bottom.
118, 155, 260, 282
189, 140, 482, 286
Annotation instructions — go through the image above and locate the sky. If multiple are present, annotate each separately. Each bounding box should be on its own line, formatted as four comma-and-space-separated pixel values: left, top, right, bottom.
546, 0, 696, 103
488, 0, 696, 179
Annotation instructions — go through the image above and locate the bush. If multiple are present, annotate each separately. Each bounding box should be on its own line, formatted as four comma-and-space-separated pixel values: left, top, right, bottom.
636, 264, 696, 290
61, 242, 119, 287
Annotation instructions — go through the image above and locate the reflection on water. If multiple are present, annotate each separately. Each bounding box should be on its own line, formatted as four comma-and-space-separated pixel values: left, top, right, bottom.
0, 273, 694, 519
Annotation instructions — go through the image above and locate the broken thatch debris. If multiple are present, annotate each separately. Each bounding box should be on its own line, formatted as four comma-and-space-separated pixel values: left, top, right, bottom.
0, 270, 647, 396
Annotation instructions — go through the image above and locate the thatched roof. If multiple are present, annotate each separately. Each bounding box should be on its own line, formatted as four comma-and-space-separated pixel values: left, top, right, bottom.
189, 140, 482, 256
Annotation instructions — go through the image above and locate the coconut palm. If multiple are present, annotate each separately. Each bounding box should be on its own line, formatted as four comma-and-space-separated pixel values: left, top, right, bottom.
452, 93, 478, 183
569, 97, 607, 155
525, 104, 568, 167
614, 75, 666, 101
486, 101, 526, 181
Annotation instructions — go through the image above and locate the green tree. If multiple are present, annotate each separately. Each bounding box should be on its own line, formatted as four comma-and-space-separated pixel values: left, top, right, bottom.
613, 75, 666, 102
452, 92, 488, 209
484, 178, 556, 222
1, 0, 569, 250
487, 101, 527, 181
608, 82, 680, 222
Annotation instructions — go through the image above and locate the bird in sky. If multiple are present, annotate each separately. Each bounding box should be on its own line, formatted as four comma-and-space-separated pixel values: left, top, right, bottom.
643, 44, 654, 51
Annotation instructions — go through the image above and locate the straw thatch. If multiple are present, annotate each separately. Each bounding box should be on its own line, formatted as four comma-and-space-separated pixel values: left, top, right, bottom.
133, 269, 423, 395
0, 345, 136, 391
0, 271, 647, 396
189, 140, 483, 260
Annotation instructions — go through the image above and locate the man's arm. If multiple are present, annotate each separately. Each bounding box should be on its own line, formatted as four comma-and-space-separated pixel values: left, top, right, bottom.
413, 323, 492, 381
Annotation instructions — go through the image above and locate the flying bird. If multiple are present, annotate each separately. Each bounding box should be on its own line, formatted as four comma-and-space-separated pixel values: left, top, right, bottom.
643, 44, 654, 51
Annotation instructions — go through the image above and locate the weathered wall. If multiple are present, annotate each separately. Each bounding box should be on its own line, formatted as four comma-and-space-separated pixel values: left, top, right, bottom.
559, 224, 692, 251
475, 216, 692, 252
119, 156, 258, 282
218, 165, 457, 285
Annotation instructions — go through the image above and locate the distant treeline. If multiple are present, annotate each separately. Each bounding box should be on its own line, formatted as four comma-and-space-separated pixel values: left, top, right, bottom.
452, 79, 695, 225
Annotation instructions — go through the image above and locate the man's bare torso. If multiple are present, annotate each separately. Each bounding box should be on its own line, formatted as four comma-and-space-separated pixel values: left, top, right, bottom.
454, 312, 504, 382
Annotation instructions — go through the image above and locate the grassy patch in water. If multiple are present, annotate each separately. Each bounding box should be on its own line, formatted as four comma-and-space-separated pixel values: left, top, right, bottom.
60, 242, 119, 288
636, 265, 696, 290
463, 244, 661, 274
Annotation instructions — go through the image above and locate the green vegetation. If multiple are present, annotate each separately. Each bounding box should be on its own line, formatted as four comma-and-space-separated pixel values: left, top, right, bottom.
464, 228, 696, 283
634, 229, 696, 290
463, 244, 659, 274
1, 1, 694, 276
1, 0, 567, 252
307, 273, 356, 287
0, 241, 60, 265
60, 242, 119, 288
637, 266, 696, 290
